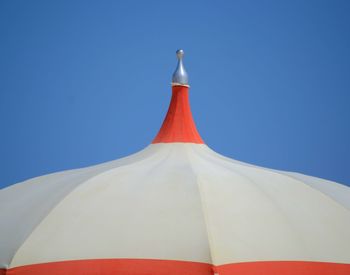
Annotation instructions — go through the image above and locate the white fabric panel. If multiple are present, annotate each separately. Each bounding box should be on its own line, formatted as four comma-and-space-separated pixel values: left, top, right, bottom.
206, 148, 350, 211
2, 143, 350, 268
0, 146, 158, 269
189, 145, 350, 265
282, 172, 350, 210
10, 144, 211, 267
0, 170, 84, 269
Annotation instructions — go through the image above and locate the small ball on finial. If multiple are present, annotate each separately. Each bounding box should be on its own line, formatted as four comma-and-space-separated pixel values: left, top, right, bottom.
176, 49, 184, 59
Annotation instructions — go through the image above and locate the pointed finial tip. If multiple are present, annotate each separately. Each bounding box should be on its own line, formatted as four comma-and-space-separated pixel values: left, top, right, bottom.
176, 49, 184, 59
172, 49, 189, 86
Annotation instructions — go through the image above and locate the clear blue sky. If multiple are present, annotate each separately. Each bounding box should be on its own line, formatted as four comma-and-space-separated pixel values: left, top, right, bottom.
1, 0, 349, 188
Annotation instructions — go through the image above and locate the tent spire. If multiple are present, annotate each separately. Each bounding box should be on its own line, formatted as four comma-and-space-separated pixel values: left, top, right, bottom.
172, 49, 189, 86
152, 50, 204, 144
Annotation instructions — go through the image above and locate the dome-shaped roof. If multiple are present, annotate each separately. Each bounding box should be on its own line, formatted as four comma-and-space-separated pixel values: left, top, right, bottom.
1, 50, 350, 275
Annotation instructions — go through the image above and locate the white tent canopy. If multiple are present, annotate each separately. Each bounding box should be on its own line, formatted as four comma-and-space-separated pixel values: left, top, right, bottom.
1, 50, 349, 275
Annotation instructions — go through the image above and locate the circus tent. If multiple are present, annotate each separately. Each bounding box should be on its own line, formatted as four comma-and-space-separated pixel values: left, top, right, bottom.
1, 50, 350, 275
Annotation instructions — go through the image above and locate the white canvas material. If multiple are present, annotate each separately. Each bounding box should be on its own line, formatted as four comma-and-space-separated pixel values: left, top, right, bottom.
1, 143, 350, 269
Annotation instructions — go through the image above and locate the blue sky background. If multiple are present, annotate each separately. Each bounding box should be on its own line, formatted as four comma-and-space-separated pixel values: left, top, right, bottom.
1, 0, 349, 189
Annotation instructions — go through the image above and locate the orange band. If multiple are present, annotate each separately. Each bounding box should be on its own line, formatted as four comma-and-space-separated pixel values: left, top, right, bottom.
5, 259, 212, 275
215, 261, 350, 275
4, 260, 350, 275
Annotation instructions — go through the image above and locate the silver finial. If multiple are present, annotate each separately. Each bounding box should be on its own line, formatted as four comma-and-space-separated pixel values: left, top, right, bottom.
172, 49, 189, 86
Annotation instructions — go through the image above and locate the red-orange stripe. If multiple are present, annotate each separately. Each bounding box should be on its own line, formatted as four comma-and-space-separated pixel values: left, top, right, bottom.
6, 259, 212, 275
4, 260, 350, 275
152, 85, 204, 144
215, 261, 350, 275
